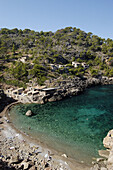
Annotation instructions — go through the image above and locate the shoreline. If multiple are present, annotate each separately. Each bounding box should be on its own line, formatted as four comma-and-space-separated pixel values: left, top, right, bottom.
1, 77, 113, 169
4, 76, 113, 105
0, 101, 91, 170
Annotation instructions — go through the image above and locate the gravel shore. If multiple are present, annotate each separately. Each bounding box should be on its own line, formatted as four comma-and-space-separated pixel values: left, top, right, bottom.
0, 102, 90, 170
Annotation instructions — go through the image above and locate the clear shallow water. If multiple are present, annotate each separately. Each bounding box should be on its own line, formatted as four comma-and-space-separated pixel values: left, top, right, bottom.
9, 85, 113, 164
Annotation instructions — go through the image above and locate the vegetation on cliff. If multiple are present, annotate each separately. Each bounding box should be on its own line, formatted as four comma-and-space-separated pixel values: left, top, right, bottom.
0, 27, 113, 87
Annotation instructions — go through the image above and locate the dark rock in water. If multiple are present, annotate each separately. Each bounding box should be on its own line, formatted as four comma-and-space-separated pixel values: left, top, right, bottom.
26, 110, 33, 117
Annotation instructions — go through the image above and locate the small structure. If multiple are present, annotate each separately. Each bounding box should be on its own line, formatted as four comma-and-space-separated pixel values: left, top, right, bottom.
5, 84, 59, 104
33, 85, 46, 91
27, 90, 33, 96
81, 63, 89, 69
32, 91, 39, 96
6, 88, 14, 95
17, 88, 24, 95
58, 65, 64, 69
72, 62, 81, 68
19, 56, 28, 63
49, 64, 58, 71
39, 88, 57, 96
12, 88, 23, 95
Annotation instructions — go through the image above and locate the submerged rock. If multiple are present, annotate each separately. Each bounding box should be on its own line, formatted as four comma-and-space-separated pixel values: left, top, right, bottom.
26, 110, 33, 117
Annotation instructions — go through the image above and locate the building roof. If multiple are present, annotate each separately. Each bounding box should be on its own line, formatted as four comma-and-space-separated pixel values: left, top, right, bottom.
32, 91, 39, 95
42, 87, 57, 91
12, 89, 18, 93
18, 88, 24, 90
35, 86, 46, 90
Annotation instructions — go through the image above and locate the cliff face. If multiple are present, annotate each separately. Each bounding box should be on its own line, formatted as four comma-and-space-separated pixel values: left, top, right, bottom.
4, 76, 113, 105
0, 89, 15, 112
103, 130, 113, 170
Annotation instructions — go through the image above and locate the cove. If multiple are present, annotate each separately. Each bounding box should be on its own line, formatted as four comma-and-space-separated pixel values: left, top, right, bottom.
9, 85, 113, 164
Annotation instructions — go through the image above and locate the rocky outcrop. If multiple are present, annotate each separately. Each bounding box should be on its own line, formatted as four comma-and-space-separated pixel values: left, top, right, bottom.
103, 129, 113, 149
44, 77, 101, 103
91, 129, 113, 170
0, 90, 16, 112
26, 110, 33, 116
35, 76, 113, 104
4, 76, 113, 105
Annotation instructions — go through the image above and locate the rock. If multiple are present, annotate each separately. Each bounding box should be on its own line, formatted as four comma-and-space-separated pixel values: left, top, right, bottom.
6, 119, 10, 123
45, 162, 50, 168
107, 164, 113, 170
100, 167, 107, 170
92, 161, 96, 165
26, 110, 33, 117
29, 165, 36, 170
9, 146, 15, 150
98, 150, 109, 159
61, 154, 68, 158
21, 161, 29, 169
103, 130, 113, 149
96, 158, 105, 162
92, 164, 100, 170
9, 155, 21, 164
107, 151, 113, 164
45, 167, 51, 170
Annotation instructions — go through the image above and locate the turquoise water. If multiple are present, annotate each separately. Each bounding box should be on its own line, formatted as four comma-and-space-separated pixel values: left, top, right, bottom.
9, 85, 113, 164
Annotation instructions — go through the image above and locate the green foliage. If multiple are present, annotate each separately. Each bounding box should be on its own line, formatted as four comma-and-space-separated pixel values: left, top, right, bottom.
94, 57, 102, 65
69, 65, 84, 76
99, 63, 107, 70
10, 62, 28, 81
6, 79, 27, 88
12, 43, 16, 54
76, 58, 82, 63
102, 44, 108, 53
66, 63, 73, 67
90, 69, 99, 77
108, 58, 113, 66
30, 64, 47, 78
0, 47, 7, 57
1, 26, 113, 87
109, 68, 113, 77
37, 76, 47, 85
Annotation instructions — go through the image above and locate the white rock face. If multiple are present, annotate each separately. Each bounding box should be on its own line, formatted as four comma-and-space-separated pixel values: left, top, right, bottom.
103, 129, 113, 149
25, 110, 33, 116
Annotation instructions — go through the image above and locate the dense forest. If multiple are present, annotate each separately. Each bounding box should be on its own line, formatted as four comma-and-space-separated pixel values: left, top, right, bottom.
0, 27, 113, 88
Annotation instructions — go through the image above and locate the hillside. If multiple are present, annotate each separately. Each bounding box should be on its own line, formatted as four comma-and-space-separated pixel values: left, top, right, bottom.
0, 27, 113, 88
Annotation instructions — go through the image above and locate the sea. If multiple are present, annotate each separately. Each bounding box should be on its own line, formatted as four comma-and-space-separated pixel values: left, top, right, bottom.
9, 85, 113, 165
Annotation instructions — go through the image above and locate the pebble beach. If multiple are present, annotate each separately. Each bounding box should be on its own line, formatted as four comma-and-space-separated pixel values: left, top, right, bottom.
0, 102, 90, 170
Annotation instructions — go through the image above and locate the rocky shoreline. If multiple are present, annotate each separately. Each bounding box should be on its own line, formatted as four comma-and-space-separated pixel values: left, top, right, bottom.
36, 76, 113, 103
91, 129, 113, 170
52, 76, 113, 102
1, 76, 113, 169
0, 101, 90, 170
3, 76, 113, 105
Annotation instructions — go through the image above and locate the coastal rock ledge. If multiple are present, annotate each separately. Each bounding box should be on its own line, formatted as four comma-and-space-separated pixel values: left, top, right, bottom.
4, 76, 113, 105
